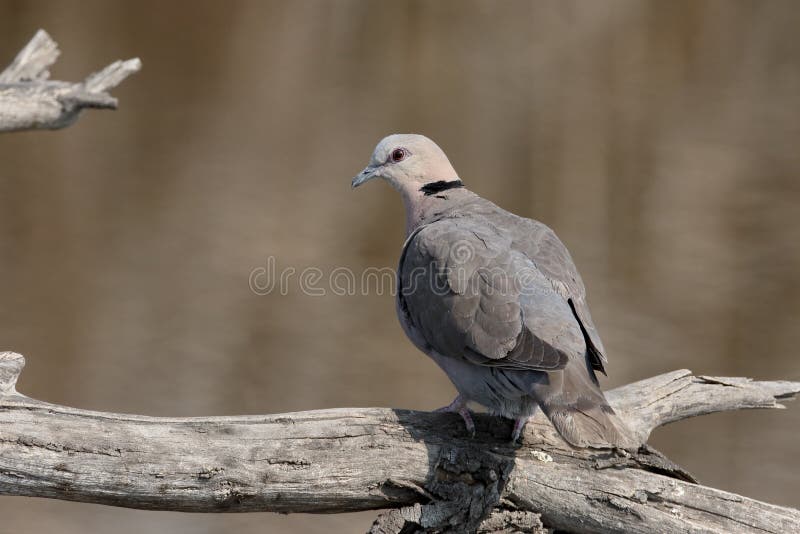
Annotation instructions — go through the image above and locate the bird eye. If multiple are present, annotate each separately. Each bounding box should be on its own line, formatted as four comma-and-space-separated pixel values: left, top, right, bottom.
390, 148, 406, 163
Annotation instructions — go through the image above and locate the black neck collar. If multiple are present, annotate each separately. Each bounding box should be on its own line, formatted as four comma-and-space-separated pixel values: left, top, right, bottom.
419, 180, 464, 196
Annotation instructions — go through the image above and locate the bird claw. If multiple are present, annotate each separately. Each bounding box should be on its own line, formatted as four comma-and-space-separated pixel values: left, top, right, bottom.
435, 395, 475, 437
511, 416, 529, 443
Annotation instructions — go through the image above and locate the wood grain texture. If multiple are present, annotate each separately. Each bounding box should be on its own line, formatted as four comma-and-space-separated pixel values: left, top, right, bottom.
1, 352, 798, 533
0, 30, 140, 132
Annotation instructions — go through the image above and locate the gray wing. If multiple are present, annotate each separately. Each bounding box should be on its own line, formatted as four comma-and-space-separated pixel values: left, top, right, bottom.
501, 214, 608, 373
398, 219, 586, 371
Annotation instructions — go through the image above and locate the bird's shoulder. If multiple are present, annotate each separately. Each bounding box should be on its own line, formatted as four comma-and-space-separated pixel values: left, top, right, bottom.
413, 197, 585, 296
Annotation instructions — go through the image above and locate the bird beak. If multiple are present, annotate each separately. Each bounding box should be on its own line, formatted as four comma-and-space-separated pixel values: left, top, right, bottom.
351, 165, 379, 189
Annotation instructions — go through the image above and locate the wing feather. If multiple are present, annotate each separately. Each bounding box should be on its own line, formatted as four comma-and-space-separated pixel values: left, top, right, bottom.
504, 215, 609, 372
399, 218, 585, 371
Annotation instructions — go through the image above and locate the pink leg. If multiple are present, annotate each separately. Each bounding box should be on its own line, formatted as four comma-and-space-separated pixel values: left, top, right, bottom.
435, 394, 475, 437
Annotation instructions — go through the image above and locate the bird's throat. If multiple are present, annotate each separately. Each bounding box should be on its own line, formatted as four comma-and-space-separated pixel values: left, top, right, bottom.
401, 182, 466, 237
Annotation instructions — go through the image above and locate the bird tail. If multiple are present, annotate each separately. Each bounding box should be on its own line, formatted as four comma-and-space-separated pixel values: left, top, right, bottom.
532, 360, 637, 449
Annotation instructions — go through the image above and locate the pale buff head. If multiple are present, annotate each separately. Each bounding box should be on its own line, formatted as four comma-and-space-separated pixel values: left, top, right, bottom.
352, 134, 460, 193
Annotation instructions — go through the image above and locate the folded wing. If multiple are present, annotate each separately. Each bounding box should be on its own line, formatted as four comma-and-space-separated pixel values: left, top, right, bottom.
398, 218, 586, 371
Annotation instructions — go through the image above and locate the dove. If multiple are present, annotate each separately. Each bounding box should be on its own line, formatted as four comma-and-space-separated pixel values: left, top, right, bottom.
352, 134, 633, 448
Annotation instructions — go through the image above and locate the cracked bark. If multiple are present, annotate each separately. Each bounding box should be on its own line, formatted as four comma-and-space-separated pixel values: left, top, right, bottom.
0, 29, 140, 132
1, 352, 799, 533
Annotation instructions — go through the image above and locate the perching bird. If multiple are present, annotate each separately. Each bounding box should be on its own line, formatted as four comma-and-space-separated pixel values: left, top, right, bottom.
352, 134, 634, 448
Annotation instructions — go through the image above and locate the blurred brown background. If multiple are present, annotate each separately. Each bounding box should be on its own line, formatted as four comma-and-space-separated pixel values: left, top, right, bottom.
1, 0, 799, 532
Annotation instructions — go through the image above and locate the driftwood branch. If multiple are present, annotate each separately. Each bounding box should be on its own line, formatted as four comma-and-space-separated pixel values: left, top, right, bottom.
0, 352, 798, 533
0, 29, 140, 132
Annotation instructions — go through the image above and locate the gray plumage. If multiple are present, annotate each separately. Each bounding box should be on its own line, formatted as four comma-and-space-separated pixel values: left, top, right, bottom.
353, 134, 634, 448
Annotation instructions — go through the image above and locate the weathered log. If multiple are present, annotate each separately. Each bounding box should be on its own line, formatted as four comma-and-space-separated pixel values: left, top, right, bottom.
0, 29, 140, 132
0, 351, 798, 533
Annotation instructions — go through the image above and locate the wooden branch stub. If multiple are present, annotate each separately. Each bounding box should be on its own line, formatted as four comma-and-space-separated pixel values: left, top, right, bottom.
608, 369, 800, 443
0, 352, 25, 396
0, 29, 59, 84
0, 29, 141, 132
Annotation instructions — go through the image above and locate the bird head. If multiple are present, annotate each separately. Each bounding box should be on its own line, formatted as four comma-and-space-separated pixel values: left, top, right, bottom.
351, 134, 461, 194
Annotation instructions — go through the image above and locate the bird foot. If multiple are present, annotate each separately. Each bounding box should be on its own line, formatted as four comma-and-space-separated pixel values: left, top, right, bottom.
435, 395, 475, 437
511, 416, 530, 443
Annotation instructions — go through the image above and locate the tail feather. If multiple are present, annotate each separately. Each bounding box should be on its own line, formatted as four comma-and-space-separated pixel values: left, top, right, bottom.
532, 360, 637, 449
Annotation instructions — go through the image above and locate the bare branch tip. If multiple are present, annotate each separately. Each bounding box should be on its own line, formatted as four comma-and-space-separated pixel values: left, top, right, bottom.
83, 57, 142, 93
0, 29, 60, 84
